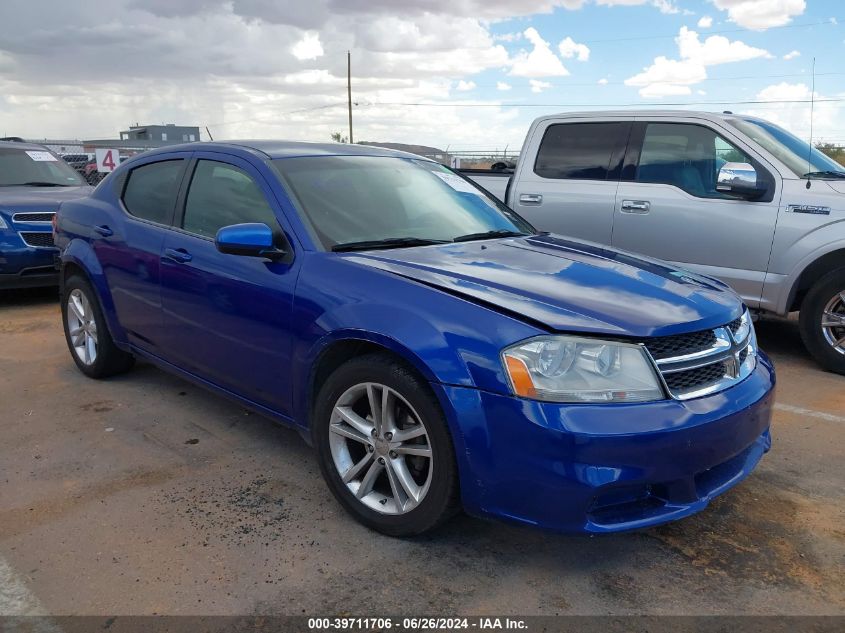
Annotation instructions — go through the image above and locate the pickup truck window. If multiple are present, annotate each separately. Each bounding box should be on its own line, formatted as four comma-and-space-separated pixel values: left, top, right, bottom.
726, 116, 845, 178
182, 160, 278, 239
636, 123, 751, 198
534, 122, 628, 181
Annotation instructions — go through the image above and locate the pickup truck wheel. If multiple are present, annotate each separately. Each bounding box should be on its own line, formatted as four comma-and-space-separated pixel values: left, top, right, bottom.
799, 268, 845, 375
313, 353, 460, 536
62, 275, 135, 379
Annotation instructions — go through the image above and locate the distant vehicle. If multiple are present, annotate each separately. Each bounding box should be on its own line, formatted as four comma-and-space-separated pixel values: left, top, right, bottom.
463, 111, 845, 374
0, 141, 92, 289
61, 153, 93, 173
55, 140, 773, 536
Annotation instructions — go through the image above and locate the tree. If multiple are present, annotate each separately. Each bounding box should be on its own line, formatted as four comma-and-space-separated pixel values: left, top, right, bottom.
330, 131, 349, 143
816, 142, 845, 167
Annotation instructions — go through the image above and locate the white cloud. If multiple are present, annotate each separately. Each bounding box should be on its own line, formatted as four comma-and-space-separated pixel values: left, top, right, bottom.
745, 82, 842, 140
596, 0, 678, 14
529, 79, 552, 93
676, 26, 771, 65
291, 32, 323, 60
455, 80, 476, 91
783, 50, 801, 60
711, 0, 806, 31
496, 81, 512, 91
558, 36, 590, 61
597, 78, 608, 85
625, 26, 770, 98
509, 27, 570, 77
697, 15, 713, 27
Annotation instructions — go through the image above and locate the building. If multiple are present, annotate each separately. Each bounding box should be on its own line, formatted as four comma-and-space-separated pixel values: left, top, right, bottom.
120, 123, 200, 143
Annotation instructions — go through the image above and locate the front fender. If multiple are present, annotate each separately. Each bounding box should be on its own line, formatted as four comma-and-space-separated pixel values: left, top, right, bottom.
289, 253, 542, 427
61, 238, 128, 347
770, 236, 845, 314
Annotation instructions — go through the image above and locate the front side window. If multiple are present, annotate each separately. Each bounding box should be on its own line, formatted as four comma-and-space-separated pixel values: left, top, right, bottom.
122, 160, 185, 224
182, 160, 278, 239
272, 156, 533, 250
636, 123, 753, 198
534, 122, 629, 180
0, 147, 85, 187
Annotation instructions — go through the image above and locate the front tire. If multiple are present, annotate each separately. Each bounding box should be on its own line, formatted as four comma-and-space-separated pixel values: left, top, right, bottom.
799, 268, 845, 375
62, 274, 135, 378
313, 353, 460, 536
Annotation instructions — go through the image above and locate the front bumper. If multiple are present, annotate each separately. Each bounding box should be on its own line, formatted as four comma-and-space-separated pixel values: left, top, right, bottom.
435, 352, 775, 533
0, 233, 59, 288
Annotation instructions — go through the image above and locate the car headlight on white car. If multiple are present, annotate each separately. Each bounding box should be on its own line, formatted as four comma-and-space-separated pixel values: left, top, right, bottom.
502, 335, 665, 403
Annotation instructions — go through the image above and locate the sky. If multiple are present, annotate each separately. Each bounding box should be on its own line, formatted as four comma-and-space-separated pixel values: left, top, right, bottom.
0, 0, 842, 151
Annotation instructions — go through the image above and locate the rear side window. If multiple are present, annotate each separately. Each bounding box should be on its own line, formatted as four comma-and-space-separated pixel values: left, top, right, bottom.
182, 160, 278, 239
122, 160, 185, 224
534, 122, 629, 180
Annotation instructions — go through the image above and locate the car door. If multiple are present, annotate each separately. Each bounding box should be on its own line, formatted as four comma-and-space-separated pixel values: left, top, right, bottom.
612, 120, 780, 306
510, 118, 631, 244
158, 154, 298, 416
95, 155, 189, 352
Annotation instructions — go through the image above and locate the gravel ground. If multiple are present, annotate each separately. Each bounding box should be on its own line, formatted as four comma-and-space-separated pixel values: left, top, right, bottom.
0, 287, 843, 616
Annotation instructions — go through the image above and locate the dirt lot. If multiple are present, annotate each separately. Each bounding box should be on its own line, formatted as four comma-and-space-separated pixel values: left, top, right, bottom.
1, 287, 843, 616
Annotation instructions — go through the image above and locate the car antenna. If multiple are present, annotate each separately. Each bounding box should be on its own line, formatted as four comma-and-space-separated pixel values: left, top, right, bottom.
806, 57, 816, 190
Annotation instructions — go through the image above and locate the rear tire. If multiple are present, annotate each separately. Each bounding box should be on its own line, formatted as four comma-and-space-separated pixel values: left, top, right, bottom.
313, 353, 460, 536
799, 268, 845, 375
62, 274, 135, 378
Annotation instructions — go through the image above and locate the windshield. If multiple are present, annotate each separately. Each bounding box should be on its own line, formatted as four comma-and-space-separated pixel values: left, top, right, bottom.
725, 117, 844, 178
272, 156, 533, 250
0, 147, 86, 186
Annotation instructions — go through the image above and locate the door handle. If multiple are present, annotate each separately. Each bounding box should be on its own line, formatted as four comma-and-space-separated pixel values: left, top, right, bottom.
519, 193, 543, 205
164, 248, 193, 264
620, 200, 651, 214
94, 225, 113, 237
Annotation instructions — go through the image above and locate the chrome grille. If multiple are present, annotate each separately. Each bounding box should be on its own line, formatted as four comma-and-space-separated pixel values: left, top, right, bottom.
644, 311, 757, 400
13, 212, 55, 223
644, 330, 717, 360
19, 232, 56, 248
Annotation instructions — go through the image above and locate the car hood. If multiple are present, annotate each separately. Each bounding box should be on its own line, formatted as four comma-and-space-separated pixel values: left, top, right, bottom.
825, 181, 845, 195
0, 185, 93, 215
344, 234, 743, 338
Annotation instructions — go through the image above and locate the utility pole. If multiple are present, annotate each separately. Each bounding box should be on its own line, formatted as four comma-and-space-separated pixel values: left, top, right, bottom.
347, 50, 353, 144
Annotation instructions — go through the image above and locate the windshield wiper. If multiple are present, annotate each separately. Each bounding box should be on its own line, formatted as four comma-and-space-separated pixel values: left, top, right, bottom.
802, 170, 845, 179
332, 237, 450, 252
2, 181, 71, 187
452, 229, 530, 243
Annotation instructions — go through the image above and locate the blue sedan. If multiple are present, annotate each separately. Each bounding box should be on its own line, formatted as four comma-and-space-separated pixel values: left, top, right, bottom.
54, 141, 775, 536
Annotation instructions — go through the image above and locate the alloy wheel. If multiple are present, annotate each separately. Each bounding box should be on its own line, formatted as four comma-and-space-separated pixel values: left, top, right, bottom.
821, 291, 845, 355
328, 382, 433, 515
66, 288, 98, 365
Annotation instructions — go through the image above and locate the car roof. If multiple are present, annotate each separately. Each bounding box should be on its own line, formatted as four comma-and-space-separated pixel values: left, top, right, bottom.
139, 140, 431, 161
0, 140, 52, 152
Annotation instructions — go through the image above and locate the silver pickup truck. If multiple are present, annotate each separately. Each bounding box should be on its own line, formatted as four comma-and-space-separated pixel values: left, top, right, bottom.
463, 110, 845, 374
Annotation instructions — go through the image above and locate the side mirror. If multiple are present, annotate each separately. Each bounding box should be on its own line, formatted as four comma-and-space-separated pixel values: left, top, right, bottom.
215, 223, 286, 260
716, 162, 766, 199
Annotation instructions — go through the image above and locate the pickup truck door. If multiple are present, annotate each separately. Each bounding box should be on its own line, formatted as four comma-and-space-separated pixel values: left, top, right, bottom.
510, 119, 631, 244
612, 120, 781, 307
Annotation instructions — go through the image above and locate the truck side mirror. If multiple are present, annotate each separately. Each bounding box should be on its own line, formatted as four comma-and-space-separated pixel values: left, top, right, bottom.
716, 162, 766, 200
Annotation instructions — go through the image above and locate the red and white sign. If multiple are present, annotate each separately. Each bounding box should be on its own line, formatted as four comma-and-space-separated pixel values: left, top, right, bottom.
95, 148, 121, 173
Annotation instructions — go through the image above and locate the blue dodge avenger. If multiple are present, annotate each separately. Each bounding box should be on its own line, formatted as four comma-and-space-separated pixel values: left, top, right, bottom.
0, 141, 92, 288
54, 141, 774, 536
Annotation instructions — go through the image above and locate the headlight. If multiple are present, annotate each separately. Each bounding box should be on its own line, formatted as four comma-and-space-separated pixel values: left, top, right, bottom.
502, 335, 665, 403
0, 215, 7, 229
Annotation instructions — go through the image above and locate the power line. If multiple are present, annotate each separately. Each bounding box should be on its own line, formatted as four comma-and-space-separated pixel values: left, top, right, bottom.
578, 17, 843, 44
362, 97, 845, 108
205, 103, 347, 129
